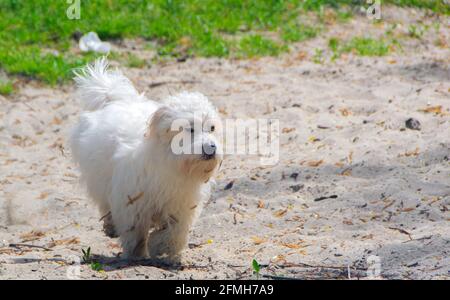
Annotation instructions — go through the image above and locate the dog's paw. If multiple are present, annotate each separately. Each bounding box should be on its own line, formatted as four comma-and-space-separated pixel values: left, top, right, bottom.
102, 219, 118, 238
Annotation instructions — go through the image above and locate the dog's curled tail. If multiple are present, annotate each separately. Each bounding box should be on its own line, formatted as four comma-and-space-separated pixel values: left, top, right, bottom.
73, 57, 142, 111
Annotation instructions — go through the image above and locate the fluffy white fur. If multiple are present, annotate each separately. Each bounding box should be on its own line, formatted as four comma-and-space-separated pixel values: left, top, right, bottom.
70, 58, 222, 260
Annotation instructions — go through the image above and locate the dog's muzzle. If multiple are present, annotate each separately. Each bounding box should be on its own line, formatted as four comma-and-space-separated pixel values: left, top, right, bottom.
201, 142, 216, 160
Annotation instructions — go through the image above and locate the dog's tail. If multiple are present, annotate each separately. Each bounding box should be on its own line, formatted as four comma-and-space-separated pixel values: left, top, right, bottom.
73, 57, 142, 111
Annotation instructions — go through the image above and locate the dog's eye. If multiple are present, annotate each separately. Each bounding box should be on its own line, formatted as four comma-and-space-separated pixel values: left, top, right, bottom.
210, 125, 215, 132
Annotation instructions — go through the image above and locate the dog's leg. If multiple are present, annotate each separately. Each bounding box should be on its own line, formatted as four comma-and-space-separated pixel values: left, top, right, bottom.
147, 214, 192, 260
117, 217, 150, 259
120, 228, 148, 259
101, 212, 118, 238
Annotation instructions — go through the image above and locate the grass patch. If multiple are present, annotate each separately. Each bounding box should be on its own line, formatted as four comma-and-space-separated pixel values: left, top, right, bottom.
0, 0, 321, 83
407, 24, 428, 39
313, 48, 325, 64
238, 35, 286, 58
0, 80, 14, 96
281, 23, 319, 42
0, 0, 447, 85
125, 53, 147, 68
385, 0, 450, 14
329, 37, 391, 58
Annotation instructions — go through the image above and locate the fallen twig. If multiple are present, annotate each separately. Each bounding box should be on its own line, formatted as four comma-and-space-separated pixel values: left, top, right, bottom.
9, 243, 52, 251
314, 195, 338, 202
402, 235, 432, 243
261, 274, 301, 280
127, 191, 144, 206
382, 200, 396, 210
388, 227, 412, 240
149, 80, 199, 88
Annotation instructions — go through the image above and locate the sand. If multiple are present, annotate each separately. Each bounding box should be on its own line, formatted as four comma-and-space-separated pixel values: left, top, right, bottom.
0, 6, 449, 279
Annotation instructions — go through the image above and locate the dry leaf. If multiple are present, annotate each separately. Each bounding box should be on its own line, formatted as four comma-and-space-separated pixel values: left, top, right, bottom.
257, 200, 265, 209
343, 219, 354, 225
179, 36, 192, 47
273, 209, 288, 218
218, 107, 228, 115
401, 207, 415, 212
341, 168, 352, 176
339, 108, 351, 116
47, 237, 79, 248
400, 147, 420, 157
361, 234, 374, 240
298, 249, 307, 255
271, 254, 286, 263
252, 236, 267, 245
307, 160, 324, 167
20, 230, 46, 242
38, 192, 48, 200
281, 242, 303, 249
347, 151, 353, 164
335, 162, 345, 167
296, 51, 307, 61
382, 199, 395, 210
64, 172, 78, 178
108, 242, 121, 249
282, 127, 295, 133
52, 117, 62, 125
419, 105, 442, 115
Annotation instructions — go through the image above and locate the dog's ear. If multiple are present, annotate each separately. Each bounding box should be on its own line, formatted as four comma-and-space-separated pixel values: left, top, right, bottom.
145, 106, 175, 138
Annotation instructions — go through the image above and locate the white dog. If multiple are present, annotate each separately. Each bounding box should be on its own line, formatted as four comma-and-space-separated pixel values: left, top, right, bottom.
70, 58, 222, 260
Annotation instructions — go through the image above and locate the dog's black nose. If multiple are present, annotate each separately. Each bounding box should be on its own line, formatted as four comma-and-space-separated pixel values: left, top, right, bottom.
202, 142, 216, 159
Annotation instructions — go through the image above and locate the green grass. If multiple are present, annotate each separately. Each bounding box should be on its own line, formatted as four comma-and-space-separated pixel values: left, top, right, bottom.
313, 48, 325, 64
385, 0, 450, 13
281, 23, 319, 42
407, 24, 428, 39
238, 35, 286, 57
0, 0, 447, 87
0, 0, 323, 85
0, 80, 14, 96
329, 37, 391, 58
125, 53, 148, 68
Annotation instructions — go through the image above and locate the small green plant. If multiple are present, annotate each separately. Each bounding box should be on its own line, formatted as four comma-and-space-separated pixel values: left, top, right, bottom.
0, 81, 13, 96
328, 37, 340, 60
82, 247, 105, 272
328, 37, 340, 52
81, 247, 92, 263
90, 261, 104, 272
408, 25, 424, 39
252, 258, 261, 279
312, 48, 324, 64
385, 23, 398, 36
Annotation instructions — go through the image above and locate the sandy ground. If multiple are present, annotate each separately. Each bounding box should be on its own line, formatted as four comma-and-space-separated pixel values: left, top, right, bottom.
0, 7, 449, 279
